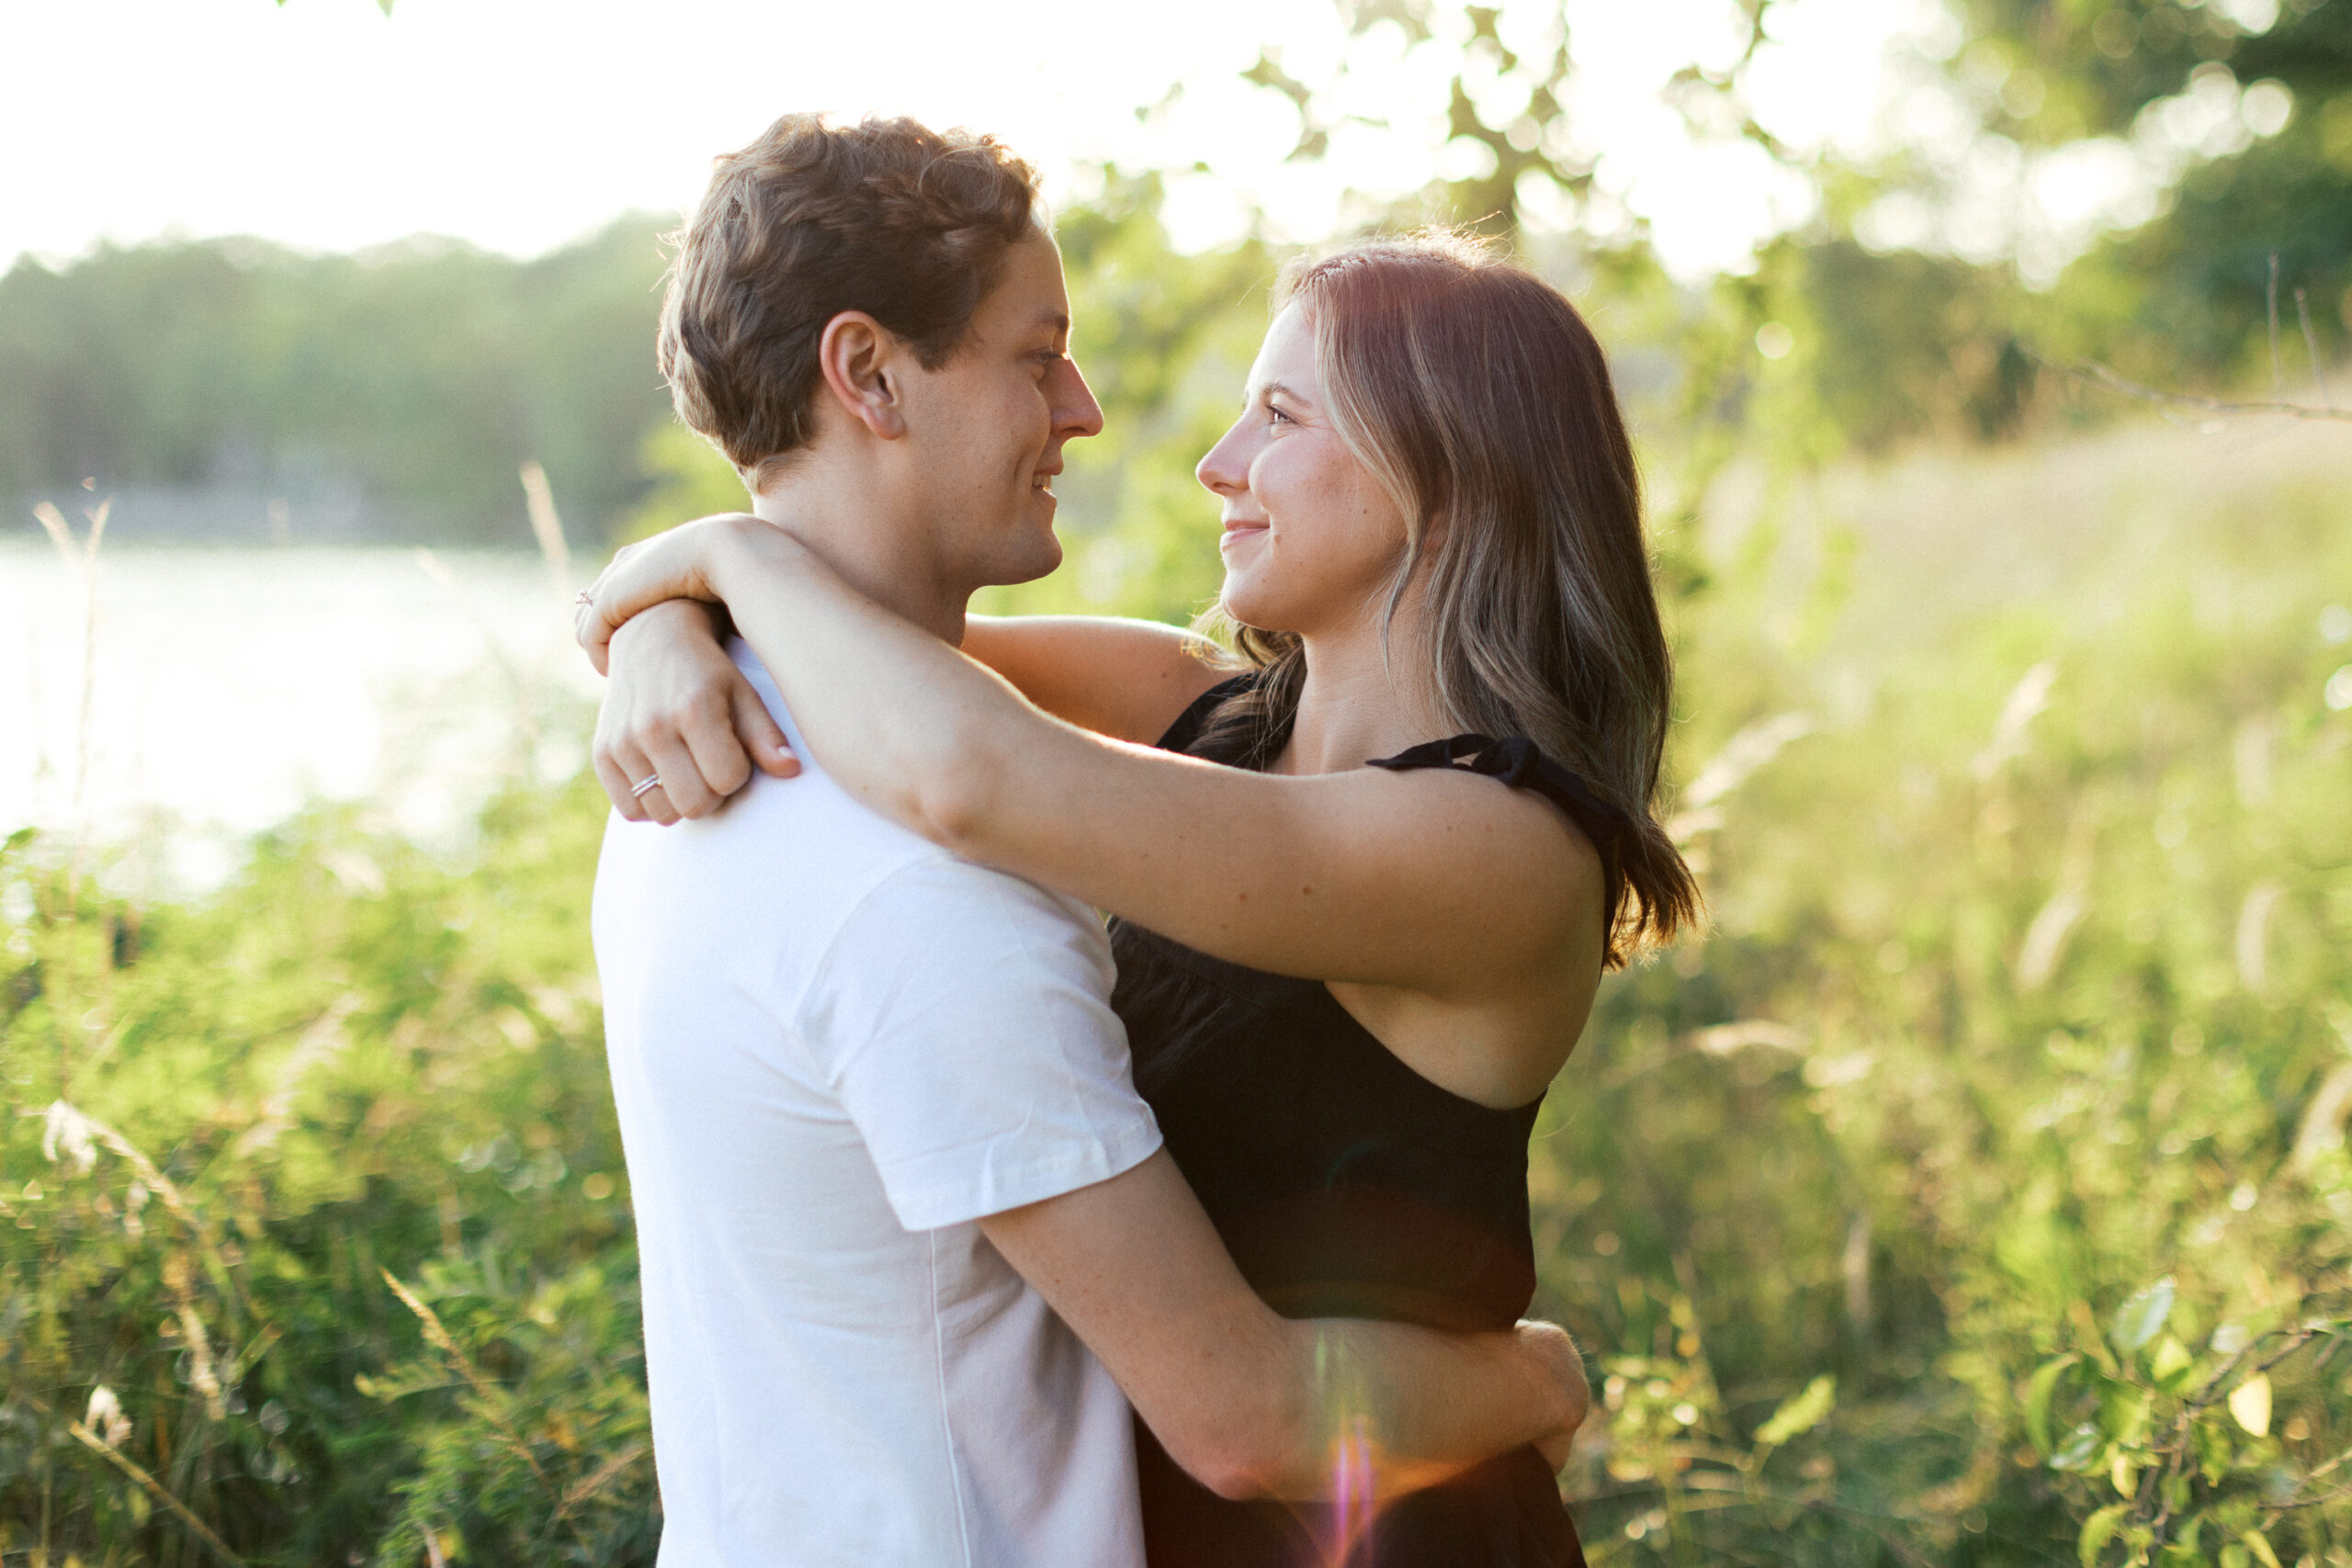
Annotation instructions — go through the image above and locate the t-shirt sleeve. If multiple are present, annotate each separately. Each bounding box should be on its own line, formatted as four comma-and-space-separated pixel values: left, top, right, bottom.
792, 856, 1163, 1232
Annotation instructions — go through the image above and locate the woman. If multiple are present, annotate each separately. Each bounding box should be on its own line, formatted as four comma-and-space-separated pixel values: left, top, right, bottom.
582, 232, 1699, 1566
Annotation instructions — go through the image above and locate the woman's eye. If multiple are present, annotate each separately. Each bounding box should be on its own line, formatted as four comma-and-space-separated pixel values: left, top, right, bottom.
1267, 403, 1295, 425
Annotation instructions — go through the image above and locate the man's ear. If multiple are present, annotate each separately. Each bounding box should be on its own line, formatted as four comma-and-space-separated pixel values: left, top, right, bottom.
817, 311, 910, 441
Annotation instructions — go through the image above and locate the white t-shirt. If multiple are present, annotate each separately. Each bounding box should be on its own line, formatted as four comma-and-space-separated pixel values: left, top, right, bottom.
592, 641, 1163, 1568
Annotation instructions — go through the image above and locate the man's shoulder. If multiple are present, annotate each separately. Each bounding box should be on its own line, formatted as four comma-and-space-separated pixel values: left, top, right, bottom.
595, 649, 1094, 963
718, 639, 1099, 938
594, 764, 956, 961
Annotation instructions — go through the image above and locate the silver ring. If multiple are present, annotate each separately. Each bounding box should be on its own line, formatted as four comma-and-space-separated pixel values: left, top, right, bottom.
630, 773, 662, 799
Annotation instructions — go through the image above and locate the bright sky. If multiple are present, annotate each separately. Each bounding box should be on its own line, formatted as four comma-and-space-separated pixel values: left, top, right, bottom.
3, 0, 2148, 282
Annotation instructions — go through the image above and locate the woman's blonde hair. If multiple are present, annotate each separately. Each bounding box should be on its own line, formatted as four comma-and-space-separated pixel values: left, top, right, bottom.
1203, 231, 1699, 966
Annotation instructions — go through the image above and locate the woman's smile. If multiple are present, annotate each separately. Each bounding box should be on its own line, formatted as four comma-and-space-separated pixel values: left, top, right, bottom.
1219, 518, 1270, 552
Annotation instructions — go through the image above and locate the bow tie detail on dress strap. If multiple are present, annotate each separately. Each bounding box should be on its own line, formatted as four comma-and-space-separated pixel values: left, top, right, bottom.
1366, 734, 1620, 830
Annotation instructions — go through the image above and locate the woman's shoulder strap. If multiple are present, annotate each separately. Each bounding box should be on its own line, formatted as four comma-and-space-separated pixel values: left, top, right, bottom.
1367, 734, 1626, 866
1154, 671, 1260, 755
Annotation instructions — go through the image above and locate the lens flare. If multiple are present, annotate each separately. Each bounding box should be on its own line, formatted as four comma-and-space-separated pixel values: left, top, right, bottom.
1322, 1415, 1378, 1565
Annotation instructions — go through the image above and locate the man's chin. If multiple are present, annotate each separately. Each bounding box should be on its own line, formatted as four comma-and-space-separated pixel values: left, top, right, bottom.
979, 527, 1064, 590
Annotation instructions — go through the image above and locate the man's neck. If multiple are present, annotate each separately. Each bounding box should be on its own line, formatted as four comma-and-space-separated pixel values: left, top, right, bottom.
749, 454, 971, 645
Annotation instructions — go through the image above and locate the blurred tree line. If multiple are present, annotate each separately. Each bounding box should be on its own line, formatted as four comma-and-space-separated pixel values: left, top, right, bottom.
0, 221, 675, 543
5, 0, 2343, 548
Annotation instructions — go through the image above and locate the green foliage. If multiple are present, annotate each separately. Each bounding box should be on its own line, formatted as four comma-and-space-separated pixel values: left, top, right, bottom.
1532, 419, 2352, 1561
1, 780, 652, 1564
1754, 1373, 1837, 1447
615, 422, 748, 546
1277, 0, 2349, 449
2062, 118, 2352, 387
1959, 0, 2350, 145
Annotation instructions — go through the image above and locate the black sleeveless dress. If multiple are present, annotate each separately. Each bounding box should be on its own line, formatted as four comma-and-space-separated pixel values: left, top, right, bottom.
1111, 675, 1614, 1568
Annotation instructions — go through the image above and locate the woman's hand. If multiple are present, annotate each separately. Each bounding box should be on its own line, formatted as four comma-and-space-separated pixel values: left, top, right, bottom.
593, 600, 798, 823
576, 513, 800, 823
574, 512, 762, 676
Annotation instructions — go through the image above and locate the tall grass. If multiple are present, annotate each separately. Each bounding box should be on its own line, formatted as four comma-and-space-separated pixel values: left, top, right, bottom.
1546, 417, 2352, 1564
30, 496, 108, 912
4, 418, 2349, 1564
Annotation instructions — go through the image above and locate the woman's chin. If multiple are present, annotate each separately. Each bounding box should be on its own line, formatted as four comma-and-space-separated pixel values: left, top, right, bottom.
1217, 581, 1297, 635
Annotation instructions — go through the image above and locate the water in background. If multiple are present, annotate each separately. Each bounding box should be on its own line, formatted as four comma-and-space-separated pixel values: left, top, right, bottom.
3, 544, 601, 891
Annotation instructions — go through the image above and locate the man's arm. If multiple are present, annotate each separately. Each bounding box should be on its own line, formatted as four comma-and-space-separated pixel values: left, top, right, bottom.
979, 1150, 1587, 1502
805, 858, 1585, 1502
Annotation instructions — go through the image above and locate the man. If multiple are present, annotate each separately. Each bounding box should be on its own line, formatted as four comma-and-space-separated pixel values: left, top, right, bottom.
589, 112, 1581, 1566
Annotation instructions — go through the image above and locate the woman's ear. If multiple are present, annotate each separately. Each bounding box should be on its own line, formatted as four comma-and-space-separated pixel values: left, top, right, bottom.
816, 310, 910, 440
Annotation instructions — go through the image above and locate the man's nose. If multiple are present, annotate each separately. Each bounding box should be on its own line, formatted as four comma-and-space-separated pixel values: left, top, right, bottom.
1052, 358, 1105, 441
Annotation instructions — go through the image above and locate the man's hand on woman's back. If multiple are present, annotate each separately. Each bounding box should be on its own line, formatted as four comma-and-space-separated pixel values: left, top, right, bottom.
979, 1149, 1592, 1503
1518, 1320, 1589, 1472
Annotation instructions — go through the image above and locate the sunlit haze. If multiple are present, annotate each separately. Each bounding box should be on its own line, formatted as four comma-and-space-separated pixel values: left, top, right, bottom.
6, 0, 1975, 280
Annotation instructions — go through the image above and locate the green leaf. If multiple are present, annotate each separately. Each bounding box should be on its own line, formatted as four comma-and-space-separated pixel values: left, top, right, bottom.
2149, 1335, 2194, 1393
2240, 1529, 2282, 1568
2098, 1378, 2152, 1448
354, 1366, 461, 1402
1754, 1372, 1836, 1446
2052, 1422, 2105, 1472
2112, 1277, 2176, 1354
2193, 1421, 2234, 1484
2220, 1546, 2252, 1568
2027, 1355, 2080, 1455
2080, 1502, 2128, 1568
2228, 1372, 2272, 1438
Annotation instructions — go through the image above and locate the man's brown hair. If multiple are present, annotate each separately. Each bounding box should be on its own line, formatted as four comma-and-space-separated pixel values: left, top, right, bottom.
658, 113, 1040, 489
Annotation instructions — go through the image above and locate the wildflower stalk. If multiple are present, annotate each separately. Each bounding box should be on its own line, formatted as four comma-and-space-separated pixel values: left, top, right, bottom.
68, 1419, 247, 1567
